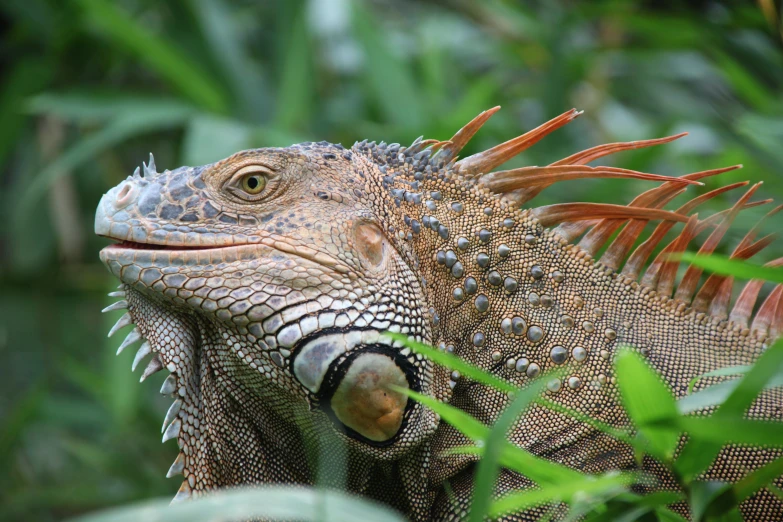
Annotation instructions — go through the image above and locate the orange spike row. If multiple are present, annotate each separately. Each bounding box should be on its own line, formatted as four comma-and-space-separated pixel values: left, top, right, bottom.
707, 277, 735, 319
690, 204, 781, 314
734, 204, 783, 253
552, 220, 599, 243
580, 186, 688, 258
456, 108, 583, 176
639, 195, 769, 294
436, 107, 500, 163
552, 133, 689, 166
582, 166, 732, 259
531, 203, 690, 228
690, 198, 773, 236
645, 214, 700, 297
773, 288, 783, 339
691, 233, 779, 313
620, 182, 751, 280
751, 284, 783, 336
580, 165, 739, 260
729, 259, 783, 327
483, 164, 705, 193
673, 183, 763, 304
504, 134, 703, 207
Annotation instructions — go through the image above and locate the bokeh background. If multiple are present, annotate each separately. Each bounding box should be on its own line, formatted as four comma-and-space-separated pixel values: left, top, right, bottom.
1, 0, 783, 520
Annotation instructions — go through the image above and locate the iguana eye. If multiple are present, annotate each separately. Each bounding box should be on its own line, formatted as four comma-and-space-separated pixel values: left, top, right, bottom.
242, 173, 266, 194
225, 164, 272, 200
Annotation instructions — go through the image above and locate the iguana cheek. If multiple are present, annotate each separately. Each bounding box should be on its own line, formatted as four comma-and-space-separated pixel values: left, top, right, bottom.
329, 353, 409, 442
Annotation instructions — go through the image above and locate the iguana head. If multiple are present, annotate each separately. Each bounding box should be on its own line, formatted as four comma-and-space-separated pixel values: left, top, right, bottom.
96, 142, 445, 494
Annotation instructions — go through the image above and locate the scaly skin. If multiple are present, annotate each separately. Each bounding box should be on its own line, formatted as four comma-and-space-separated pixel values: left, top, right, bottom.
95, 111, 783, 520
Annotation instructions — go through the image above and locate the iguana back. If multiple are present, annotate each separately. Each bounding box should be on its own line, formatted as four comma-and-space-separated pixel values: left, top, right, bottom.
95, 107, 783, 520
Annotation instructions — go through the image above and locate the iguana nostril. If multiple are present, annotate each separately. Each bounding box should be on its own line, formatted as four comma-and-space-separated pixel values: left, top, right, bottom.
115, 183, 135, 209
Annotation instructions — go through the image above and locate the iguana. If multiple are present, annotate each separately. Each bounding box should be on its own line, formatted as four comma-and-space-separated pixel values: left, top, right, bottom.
95, 107, 783, 520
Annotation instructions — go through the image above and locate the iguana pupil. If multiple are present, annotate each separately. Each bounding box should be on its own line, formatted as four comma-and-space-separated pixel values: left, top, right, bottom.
95, 108, 783, 520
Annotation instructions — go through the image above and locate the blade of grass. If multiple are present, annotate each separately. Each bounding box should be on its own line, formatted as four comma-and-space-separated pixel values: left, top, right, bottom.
489, 472, 633, 519
398, 388, 583, 485
67, 486, 405, 522
615, 347, 680, 462
15, 106, 195, 219
675, 253, 783, 284
675, 337, 783, 480
77, 0, 229, 113
469, 378, 548, 522
387, 334, 515, 393
687, 365, 751, 394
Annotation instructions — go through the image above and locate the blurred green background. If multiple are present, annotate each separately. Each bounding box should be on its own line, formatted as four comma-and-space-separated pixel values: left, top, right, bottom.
1, 0, 783, 520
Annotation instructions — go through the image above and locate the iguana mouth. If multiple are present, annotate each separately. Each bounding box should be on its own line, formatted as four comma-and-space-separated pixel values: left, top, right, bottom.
103, 240, 221, 251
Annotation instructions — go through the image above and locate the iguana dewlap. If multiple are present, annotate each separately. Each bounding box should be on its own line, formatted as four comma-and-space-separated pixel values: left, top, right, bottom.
95, 107, 783, 520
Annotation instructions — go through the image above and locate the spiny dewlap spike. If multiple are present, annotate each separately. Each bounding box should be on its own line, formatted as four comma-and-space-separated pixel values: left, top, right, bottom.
117, 326, 142, 355
132, 340, 151, 371
162, 398, 182, 433
162, 418, 182, 443
160, 374, 177, 396
436, 106, 501, 163
171, 481, 191, 504
102, 300, 128, 313
531, 203, 689, 228
674, 183, 762, 304
108, 313, 133, 338
167, 452, 186, 478
140, 355, 164, 382
551, 132, 688, 166
108, 290, 125, 298
620, 182, 750, 279
455, 108, 582, 176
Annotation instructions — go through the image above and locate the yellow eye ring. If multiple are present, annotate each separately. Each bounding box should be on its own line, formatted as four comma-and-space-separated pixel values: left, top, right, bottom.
241, 173, 266, 194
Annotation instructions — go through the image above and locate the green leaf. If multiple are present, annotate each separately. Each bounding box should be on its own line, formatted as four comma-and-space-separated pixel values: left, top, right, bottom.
273, 4, 313, 131
387, 334, 516, 393
398, 388, 582, 486
15, 106, 195, 219
350, 2, 425, 129
675, 337, 783, 480
190, 0, 270, 120
678, 373, 783, 414
469, 378, 548, 522
181, 114, 252, 166
489, 472, 633, 518
27, 92, 196, 123
76, 0, 229, 113
687, 365, 751, 394
656, 416, 783, 447
67, 486, 405, 522
675, 253, 783, 284
689, 481, 731, 522
615, 347, 680, 462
